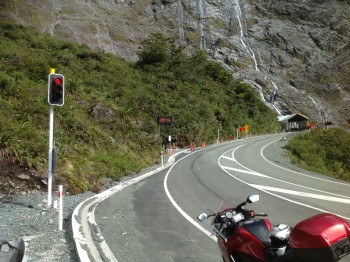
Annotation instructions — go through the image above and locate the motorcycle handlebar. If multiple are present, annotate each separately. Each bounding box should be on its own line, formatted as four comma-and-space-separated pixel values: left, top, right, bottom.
243, 209, 268, 219
254, 213, 268, 217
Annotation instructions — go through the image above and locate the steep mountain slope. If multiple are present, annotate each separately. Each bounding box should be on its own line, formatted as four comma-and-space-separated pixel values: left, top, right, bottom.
0, 22, 280, 195
1, 0, 349, 128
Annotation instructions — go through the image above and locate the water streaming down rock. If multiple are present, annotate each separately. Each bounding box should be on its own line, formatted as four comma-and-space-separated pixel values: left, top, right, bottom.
270, 81, 281, 112
230, 1, 325, 119
178, 0, 185, 42
247, 80, 266, 102
288, 85, 299, 93
2, 0, 349, 127
248, 79, 282, 115
232, 0, 258, 71
197, 0, 207, 49
308, 95, 326, 122
231, 0, 286, 115
227, 0, 350, 123
271, 81, 278, 91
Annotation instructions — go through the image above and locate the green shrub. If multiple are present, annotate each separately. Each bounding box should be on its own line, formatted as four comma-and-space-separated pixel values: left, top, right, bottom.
285, 128, 350, 181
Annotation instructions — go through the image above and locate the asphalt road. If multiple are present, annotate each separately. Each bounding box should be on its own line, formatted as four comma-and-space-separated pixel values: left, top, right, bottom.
93, 133, 350, 262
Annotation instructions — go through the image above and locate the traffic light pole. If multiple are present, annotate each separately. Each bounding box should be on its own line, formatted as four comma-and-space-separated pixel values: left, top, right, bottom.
47, 105, 54, 208
47, 68, 64, 208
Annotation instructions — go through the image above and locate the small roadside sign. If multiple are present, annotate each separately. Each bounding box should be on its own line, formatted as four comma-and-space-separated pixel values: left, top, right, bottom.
157, 116, 172, 126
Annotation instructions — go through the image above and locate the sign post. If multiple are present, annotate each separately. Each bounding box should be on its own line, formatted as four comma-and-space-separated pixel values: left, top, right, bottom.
157, 116, 172, 164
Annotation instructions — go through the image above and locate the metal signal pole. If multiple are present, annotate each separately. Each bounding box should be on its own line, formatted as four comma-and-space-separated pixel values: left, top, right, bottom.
47, 104, 54, 208
47, 67, 56, 208
47, 68, 64, 208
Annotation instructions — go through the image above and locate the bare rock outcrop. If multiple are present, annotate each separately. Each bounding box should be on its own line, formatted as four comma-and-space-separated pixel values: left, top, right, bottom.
1, 0, 349, 127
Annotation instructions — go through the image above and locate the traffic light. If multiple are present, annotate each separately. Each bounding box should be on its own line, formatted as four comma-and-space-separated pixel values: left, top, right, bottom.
48, 73, 64, 106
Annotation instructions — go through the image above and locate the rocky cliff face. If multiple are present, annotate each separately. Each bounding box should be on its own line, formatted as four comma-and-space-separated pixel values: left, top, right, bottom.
1, 0, 349, 128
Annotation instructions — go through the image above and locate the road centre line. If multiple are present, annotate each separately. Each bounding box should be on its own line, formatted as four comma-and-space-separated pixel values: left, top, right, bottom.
261, 139, 350, 187
163, 140, 336, 243
219, 166, 341, 218
222, 144, 350, 199
220, 163, 350, 199
221, 145, 267, 177
251, 184, 350, 204
222, 166, 269, 177
218, 146, 350, 221
163, 139, 350, 243
162, 141, 257, 242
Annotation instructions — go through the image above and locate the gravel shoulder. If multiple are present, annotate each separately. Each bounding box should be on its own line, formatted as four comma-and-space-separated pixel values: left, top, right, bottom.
0, 191, 95, 261
0, 162, 165, 262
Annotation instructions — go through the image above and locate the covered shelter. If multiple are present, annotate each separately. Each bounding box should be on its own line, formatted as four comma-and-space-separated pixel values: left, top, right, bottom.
278, 113, 310, 132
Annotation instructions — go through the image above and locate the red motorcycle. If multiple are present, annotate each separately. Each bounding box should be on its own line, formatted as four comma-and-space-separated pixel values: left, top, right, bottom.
197, 194, 350, 262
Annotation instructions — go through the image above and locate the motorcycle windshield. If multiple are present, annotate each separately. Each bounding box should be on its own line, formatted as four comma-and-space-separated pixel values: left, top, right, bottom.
218, 197, 242, 213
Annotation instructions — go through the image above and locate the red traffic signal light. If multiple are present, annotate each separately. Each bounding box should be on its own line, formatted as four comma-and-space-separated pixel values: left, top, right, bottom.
54, 78, 62, 86
48, 73, 64, 106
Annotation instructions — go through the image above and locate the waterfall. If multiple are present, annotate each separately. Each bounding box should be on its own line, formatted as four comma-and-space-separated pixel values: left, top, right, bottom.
271, 81, 278, 90
232, 0, 258, 71
178, 0, 185, 42
197, 0, 207, 49
270, 81, 279, 103
248, 80, 282, 115
231, 1, 287, 115
288, 85, 299, 93
308, 95, 325, 121
273, 105, 282, 115
247, 80, 266, 101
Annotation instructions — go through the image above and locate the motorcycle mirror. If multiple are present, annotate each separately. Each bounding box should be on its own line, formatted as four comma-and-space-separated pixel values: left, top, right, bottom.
197, 213, 209, 222
247, 194, 259, 203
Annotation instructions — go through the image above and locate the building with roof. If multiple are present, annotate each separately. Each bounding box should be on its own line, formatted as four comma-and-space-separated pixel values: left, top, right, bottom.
278, 113, 310, 131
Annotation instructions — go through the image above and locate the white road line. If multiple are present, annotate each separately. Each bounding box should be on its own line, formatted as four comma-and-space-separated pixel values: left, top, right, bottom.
220, 155, 235, 161
218, 145, 350, 221
163, 138, 350, 244
251, 184, 350, 204
163, 150, 217, 242
72, 152, 182, 262
224, 144, 350, 199
221, 164, 350, 199
261, 139, 350, 187
221, 166, 269, 177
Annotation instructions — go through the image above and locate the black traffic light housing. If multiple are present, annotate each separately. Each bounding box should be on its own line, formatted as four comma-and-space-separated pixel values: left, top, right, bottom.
48, 73, 64, 106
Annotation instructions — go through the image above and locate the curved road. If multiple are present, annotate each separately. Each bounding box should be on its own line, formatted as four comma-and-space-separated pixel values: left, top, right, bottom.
88, 133, 350, 261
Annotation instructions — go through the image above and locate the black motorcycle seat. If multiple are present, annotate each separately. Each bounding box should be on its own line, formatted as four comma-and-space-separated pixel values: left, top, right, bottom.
242, 219, 271, 247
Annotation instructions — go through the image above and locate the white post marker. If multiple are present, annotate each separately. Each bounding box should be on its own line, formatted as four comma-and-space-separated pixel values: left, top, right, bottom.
217, 129, 220, 144
58, 185, 63, 231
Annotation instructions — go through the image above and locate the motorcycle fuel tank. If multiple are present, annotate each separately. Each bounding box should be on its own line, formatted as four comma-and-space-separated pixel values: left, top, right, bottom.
289, 213, 350, 262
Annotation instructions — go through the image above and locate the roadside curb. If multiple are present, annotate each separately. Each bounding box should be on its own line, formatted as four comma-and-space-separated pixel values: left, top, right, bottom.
71, 150, 185, 262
